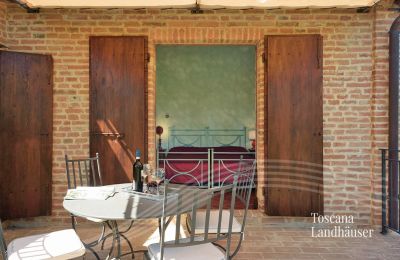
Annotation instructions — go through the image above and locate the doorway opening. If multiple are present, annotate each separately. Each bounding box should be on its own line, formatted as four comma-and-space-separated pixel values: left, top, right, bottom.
155, 45, 257, 208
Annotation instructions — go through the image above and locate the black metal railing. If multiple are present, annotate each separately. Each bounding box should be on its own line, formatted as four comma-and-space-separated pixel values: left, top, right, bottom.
380, 148, 400, 234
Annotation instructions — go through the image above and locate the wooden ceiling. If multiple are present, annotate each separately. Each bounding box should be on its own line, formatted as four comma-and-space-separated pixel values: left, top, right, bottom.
16, 0, 378, 9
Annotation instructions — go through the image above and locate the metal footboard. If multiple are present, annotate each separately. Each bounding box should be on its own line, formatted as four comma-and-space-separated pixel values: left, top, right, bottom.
157, 148, 255, 188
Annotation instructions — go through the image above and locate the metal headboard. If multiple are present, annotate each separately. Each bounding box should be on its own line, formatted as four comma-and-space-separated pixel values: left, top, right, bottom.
167, 126, 254, 149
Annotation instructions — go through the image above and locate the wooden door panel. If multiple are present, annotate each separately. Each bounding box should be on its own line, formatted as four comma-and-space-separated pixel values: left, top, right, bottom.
265, 35, 323, 216
0, 51, 53, 219
90, 36, 147, 185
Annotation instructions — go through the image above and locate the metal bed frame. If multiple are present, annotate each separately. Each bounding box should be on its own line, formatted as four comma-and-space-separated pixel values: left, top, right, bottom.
167, 127, 254, 150
157, 148, 255, 189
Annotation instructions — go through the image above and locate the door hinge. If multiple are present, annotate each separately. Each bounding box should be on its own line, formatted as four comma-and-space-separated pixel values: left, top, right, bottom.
146, 53, 150, 63
262, 53, 266, 63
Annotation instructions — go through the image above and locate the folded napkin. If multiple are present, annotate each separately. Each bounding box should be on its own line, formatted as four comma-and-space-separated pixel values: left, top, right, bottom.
76, 186, 115, 192
64, 186, 116, 200
122, 188, 178, 201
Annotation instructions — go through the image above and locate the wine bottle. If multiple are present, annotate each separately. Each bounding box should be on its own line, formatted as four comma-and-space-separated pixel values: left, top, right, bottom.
133, 149, 143, 192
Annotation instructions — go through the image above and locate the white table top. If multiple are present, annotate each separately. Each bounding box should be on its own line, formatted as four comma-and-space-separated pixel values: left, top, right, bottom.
63, 183, 208, 220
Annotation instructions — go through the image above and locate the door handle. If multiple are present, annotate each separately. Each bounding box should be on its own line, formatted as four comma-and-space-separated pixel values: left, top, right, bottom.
90, 132, 125, 139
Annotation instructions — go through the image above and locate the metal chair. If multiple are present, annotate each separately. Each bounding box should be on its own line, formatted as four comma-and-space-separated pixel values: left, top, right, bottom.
65, 153, 103, 189
0, 220, 85, 260
187, 160, 256, 257
161, 169, 204, 236
145, 176, 239, 260
65, 153, 106, 237
64, 153, 134, 258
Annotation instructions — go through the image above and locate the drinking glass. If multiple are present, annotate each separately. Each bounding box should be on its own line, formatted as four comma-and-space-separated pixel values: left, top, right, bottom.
143, 164, 152, 176
154, 168, 165, 195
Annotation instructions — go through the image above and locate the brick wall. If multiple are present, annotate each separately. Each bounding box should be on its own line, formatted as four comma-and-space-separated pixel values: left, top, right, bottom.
0, 0, 6, 45
371, 0, 398, 226
2, 0, 398, 225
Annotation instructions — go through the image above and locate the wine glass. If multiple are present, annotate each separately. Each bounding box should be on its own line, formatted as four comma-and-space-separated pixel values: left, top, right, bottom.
154, 168, 165, 195
141, 164, 150, 193
143, 164, 152, 176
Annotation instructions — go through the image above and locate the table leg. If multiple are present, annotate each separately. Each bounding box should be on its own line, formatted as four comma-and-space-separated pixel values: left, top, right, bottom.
106, 220, 120, 260
105, 220, 136, 260
106, 231, 115, 260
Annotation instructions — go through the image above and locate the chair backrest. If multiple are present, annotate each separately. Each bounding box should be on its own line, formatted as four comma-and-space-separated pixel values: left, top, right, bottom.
222, 160, 256, 233
159, 176, 239, 260
0, 220, 7, 260
236, 160, 256, 206
65, 153, 102, 189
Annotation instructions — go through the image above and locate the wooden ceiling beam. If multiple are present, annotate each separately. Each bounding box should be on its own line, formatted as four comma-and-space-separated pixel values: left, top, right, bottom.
9, 0, 40, 13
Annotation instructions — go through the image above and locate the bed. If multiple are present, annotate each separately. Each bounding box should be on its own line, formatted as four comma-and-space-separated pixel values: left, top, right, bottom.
157, 127, 257, 208
158, 145, 255, 187
157, 127, 256, 185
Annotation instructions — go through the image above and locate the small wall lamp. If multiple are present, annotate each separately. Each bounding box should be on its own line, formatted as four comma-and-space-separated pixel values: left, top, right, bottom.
248, 130, 256, 150
156, 126, 164, 150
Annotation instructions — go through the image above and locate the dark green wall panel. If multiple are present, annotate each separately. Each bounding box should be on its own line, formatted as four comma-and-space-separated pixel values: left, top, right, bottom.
156, 45, 256, 148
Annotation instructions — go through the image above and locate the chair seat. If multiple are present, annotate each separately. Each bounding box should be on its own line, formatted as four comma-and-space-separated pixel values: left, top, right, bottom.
143, 218, 187, 247
189, 210, 242, 234
7, 229, 85, 260
147, 242, 225, 260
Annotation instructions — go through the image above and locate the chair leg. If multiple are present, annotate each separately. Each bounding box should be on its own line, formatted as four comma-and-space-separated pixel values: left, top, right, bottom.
158, 218, 162, 237
230, 232, 244, 258
120, 233, 135, 259
86, 245, 101, 260
143, 251, 151, 260
159, 216, 173, 237
185, 214, 192, 233
84, 222, 108, 248
212, 232, 243, 258
71, 215, 76, 230
212, 242, 227, 252
72, 215, 110, 250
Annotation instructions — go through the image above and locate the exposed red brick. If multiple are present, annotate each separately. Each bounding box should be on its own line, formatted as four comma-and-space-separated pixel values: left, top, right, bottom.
0, 0, 398, 226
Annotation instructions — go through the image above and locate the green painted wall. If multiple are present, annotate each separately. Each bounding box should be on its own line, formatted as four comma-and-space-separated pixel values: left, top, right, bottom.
156, 45, 256, 149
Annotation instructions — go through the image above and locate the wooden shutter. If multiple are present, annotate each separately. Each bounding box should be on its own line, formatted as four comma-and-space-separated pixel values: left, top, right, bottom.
90, 36, 148, 185
265, 35, 323, 216
0, 51, 53, 219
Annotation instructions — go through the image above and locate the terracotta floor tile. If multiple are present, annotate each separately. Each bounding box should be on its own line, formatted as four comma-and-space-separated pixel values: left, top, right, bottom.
3, 210, 400, 260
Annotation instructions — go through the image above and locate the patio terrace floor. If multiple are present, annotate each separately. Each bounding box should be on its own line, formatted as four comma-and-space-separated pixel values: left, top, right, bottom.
3, 210, 399, 260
